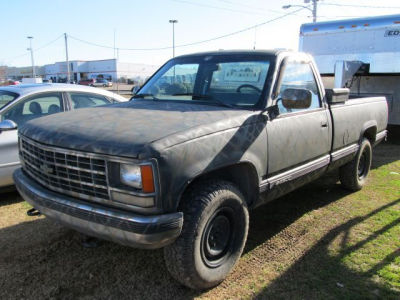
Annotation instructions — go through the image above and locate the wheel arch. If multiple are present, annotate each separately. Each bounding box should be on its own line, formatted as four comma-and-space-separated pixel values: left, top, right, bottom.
175, 161, 260, 210
360, 121, 377, 144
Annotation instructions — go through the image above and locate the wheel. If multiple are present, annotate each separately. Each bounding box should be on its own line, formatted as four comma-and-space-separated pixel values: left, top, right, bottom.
164, 180, 249, 290
339, 138, 372, 191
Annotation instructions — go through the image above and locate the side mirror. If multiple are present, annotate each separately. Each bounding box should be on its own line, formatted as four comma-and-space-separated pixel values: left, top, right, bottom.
281, 88, 312, 109
0, 119, 17, 131
325, 88, 349, 104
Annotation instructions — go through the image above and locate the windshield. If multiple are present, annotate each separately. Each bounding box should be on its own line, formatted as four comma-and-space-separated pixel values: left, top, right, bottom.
135, 55, 271, 108
0, 91, 19, 110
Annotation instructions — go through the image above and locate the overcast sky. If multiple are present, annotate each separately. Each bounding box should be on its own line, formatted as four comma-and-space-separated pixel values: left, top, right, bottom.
1, 0, 400, 68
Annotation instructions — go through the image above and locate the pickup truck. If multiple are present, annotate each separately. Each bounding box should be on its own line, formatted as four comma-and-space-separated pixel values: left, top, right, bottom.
13, 50, 388, 290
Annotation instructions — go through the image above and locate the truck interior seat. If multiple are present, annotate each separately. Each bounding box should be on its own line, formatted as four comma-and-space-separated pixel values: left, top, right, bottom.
29, 102, 42, 115
48, 104, 60, 114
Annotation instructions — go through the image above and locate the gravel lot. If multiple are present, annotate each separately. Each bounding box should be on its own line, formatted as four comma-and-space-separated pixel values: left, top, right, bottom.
0, 140, 399, 299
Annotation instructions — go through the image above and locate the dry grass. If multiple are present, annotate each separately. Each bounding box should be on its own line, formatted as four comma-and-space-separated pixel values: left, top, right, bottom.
0, 142, 399, 299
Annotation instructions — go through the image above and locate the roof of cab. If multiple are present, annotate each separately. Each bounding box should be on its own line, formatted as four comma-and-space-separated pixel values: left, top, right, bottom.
174, 49, 291, 59
0, 83, 127, 101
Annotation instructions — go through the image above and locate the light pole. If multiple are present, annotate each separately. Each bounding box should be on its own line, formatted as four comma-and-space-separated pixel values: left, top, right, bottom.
27, 36, 35, 78
282, 0, 318, 22
169, 20, 178, 58
64, 33, 70, 83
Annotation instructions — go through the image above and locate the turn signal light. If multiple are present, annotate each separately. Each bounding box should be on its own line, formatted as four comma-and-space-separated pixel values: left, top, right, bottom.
141, 165, 155, 193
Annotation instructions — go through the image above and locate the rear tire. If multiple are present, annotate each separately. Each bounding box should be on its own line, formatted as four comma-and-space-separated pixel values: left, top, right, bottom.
164, 180, 249, 290
339, 138, 372, 191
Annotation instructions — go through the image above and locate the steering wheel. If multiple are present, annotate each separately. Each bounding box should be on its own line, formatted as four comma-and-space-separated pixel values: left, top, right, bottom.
236, 84, 261, 93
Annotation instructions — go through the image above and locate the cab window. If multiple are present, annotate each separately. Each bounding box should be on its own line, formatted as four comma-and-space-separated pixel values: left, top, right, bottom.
277, 62, 321, 114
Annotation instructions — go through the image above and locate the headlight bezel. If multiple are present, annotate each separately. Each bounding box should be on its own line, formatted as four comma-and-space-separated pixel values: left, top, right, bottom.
107, 159, 160, 210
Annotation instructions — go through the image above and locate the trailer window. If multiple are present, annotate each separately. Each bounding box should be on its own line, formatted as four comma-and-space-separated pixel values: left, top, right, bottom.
277, 62, 321, 114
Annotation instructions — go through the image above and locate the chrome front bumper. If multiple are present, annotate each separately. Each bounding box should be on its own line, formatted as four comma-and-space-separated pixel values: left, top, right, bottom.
13, 168, 183, 249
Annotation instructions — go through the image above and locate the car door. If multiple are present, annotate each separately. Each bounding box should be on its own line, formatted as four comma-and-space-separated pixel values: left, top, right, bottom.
264, 58, 331, 196
0, 92, 63, 187
66, 92, 112, 109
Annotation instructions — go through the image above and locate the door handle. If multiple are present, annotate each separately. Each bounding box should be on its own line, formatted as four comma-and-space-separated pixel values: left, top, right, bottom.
321, 122, 328, 128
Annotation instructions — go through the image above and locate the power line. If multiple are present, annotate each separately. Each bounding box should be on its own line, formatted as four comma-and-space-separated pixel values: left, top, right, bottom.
35, 34, 64, 52
175, 7, 307, 47
321, 2, 400, 9
69, 6, 307, 52
2, 34, 64, 63
171, 0, 284, 16
215, 0, 305, 16
217, 0, 268, 11
68, 35, 171, 51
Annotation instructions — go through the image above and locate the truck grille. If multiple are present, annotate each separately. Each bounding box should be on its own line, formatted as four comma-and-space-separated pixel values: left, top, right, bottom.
19, 137, 110, 201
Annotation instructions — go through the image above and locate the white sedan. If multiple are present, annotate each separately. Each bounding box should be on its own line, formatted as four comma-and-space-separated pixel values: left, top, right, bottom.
0, 83, 126, 189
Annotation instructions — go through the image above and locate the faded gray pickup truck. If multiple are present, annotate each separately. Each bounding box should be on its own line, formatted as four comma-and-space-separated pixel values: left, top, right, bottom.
14, 50, 388, 289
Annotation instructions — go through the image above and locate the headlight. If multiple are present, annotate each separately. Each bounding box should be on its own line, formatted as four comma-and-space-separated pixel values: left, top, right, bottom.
120, 164, 142, 189
120, 163, 155, 193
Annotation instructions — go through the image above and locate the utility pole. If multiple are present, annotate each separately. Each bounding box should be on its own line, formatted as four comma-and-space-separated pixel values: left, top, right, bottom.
283, 0, 318, 23
64, 33, 70, 83
27, 36, 35, 78
311, 0, 317, 23
113, 28, 116, 59
169, 20, 178, 58
304, 0, 318, 22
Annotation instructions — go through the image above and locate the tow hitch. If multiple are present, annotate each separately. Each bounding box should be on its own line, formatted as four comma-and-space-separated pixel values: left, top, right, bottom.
26, 207, 41, 216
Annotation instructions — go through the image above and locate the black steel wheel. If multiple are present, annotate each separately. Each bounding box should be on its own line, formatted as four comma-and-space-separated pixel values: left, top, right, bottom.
164, 180, 249, 290
340, 138, 372, 191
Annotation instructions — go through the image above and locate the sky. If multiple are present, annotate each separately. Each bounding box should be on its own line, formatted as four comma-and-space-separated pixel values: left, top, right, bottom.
1, 0, 400, 68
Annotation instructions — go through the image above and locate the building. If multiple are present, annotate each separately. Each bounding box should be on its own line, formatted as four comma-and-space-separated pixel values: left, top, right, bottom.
6, 59, 158, 83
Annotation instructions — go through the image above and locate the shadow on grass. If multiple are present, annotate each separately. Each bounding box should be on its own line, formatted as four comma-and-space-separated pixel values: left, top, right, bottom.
0, 216, 201, 299
245, 170, 345, 254
0, 190, 23, 207
254, 198, 400, 299
371, 141, 400, 170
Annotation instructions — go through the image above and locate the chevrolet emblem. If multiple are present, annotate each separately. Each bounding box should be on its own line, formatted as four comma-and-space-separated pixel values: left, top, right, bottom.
40, 164, 53, 174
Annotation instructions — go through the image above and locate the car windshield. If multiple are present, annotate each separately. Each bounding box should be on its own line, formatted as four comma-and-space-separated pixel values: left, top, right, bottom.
135, 54, 272, 108
0, 90, 19, 110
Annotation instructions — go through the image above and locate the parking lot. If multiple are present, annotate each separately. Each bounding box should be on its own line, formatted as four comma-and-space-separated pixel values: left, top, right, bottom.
0, 139, 399, 299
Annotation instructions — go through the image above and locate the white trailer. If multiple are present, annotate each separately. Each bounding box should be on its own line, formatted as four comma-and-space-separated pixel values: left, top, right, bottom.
299, 14, 400, 125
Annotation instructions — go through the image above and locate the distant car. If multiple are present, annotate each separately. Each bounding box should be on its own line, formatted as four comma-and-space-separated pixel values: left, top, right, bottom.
3, 80, 20, 86
92, 79, 113, 87
78, 78, 96, 86
0, 83, 127, 188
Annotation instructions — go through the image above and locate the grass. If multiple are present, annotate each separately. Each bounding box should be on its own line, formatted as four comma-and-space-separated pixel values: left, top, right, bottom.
0, 142, 399, 299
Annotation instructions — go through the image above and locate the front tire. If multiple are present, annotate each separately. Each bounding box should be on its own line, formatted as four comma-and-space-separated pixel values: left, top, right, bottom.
339, 138, 372, 191
164, 180, 249, 290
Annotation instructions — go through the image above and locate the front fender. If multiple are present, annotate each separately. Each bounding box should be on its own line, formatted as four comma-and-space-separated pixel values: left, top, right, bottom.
157, 122, 267, 212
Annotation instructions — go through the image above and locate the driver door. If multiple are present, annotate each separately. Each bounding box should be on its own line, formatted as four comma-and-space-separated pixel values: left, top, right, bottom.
264, 59, 331, 197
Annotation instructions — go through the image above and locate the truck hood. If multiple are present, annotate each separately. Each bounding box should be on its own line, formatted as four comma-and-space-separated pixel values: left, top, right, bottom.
19, 100, 259, 158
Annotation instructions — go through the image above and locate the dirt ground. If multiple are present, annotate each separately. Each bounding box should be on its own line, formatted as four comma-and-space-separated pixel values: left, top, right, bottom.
0, 141, 399, 299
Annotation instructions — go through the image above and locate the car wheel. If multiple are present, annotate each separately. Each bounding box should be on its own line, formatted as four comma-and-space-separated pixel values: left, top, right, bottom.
164, 180, 249, 290
339, 138, 372, 191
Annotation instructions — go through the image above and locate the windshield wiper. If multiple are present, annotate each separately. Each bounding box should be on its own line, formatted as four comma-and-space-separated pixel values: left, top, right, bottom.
133, 93, 159, 100
171, 93, 236, 109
